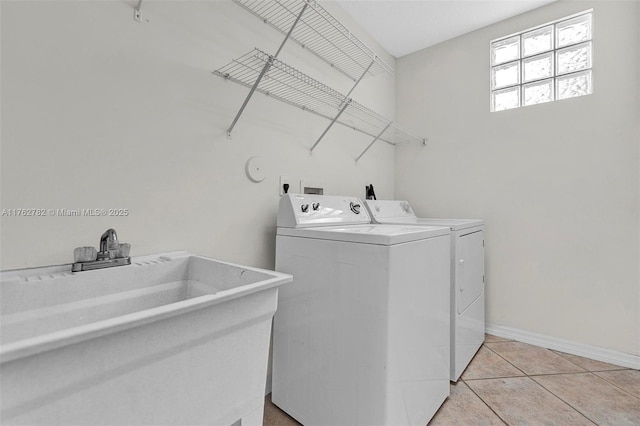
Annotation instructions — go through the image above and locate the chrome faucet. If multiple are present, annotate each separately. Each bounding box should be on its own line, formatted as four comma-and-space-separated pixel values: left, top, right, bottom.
72, 228, 131, 272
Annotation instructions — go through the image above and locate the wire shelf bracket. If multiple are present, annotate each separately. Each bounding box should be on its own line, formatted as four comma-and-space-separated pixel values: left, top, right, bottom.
309, 98, 351, 154
355, 123, 391, 163
226, 0, 310, 138
310, 58, 374, 154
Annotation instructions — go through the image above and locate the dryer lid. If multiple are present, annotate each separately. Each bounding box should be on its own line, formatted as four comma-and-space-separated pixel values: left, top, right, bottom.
365, 200, 484, 230
412, 218, 484, 231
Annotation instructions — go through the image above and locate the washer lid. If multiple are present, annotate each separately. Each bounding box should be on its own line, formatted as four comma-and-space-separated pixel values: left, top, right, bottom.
277, 224, 450, 245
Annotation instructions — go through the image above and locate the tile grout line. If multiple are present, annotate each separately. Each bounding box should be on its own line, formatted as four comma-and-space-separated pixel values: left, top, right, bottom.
540, 347, 640, 401
591, 370, 640, 401
470, 342, 599, 425
529, 373, 599, 425
456, 342, 505, 421
491, 343, 599, 424
485, 341, 596, 376
527, 371, 593, 378
551, 350, 610, 372
459, 379, 509, 425
464, 374, 525, 381
553, 352, 592, 371
451, 338, 640, 426
482, 342, 529, 377
463, 365, 598, 426
464, 374, 597, 426
462, 339, 523, 425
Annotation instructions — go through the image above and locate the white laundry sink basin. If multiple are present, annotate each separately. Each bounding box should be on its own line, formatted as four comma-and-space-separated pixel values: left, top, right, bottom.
0, 251, 292, 425
0, 251, 289, 360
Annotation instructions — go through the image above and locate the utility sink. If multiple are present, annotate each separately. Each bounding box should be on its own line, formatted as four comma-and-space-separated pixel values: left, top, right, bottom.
0, 251, 292, 425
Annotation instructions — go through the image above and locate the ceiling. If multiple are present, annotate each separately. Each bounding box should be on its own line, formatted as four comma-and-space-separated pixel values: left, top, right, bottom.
335, 0, 557, 58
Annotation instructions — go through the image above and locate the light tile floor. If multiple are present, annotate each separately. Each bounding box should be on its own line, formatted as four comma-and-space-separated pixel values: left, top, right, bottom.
263, 334, 640, 425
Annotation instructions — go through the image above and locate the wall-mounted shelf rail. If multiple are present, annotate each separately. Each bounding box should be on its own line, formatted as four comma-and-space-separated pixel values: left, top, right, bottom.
214, 49, 426, 160
233, 0, 393, 81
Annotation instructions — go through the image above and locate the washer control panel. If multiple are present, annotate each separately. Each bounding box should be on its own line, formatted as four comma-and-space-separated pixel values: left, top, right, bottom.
277, 194, 371, 228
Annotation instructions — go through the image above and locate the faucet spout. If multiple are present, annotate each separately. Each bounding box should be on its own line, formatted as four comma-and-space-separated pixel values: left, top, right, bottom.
98, 228, 119, 259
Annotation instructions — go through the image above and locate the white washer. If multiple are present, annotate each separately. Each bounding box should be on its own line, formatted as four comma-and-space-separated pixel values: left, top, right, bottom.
364, 200, 485, 382
272, 194, 451, 426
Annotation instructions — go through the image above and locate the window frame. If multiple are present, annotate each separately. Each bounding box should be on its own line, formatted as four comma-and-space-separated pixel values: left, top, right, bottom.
490, 10, 593, 112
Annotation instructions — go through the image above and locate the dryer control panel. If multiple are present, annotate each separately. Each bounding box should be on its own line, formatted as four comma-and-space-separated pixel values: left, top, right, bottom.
364, 200, 418, 222
277, 194, 371, 228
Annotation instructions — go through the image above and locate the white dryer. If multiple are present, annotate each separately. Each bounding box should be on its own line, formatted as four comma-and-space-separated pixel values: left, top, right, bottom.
364, 200, 485, 382
272, 194, 451, 426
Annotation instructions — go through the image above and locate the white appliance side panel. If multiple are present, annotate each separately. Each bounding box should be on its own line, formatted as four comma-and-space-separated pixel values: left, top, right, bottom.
453, 292, 485, 381
273, 236, 390, 426
386, 235, 451, 426
456, 230, 485, 315
451, 228, 485, 381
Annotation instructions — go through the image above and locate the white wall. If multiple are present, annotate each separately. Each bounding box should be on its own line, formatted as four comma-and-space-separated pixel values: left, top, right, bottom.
396, 1, 640, 355
0, 0, 396, 271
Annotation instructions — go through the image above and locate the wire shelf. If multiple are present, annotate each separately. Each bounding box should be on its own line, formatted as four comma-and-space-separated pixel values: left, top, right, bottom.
233, 0, 393, 81
214, 49, 426, 148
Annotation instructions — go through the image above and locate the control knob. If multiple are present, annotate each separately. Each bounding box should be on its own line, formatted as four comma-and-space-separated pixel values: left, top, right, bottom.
350, 202, 361, 214
301, 204, 309, 213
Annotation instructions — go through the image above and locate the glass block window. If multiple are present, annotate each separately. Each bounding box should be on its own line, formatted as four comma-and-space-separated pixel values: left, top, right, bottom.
490, 11, 592, 111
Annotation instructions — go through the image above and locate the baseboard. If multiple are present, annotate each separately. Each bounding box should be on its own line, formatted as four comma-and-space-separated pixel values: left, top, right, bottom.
485, 323, 640, 370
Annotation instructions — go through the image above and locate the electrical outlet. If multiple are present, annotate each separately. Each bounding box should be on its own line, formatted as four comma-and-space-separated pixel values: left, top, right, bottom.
279, 176, 290, 196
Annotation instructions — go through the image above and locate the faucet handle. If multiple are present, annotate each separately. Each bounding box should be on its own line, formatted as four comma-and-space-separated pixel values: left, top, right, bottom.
74, 246, 98, 262
114, 242, 131, 258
